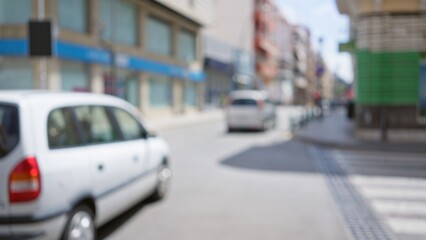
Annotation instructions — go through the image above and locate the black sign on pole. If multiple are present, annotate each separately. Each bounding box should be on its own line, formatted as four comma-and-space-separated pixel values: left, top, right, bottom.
28, 20, 53, 57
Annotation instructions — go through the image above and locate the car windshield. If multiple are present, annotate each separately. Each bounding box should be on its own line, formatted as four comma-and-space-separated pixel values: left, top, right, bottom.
231, 99, 257, 106
0, 104, 20, 158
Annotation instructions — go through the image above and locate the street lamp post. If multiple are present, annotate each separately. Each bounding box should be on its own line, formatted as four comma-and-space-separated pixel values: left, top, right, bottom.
98, 0, 119, 96
110, 0, 118, 96
37, 0, 47, 89
317, 37, 325, 116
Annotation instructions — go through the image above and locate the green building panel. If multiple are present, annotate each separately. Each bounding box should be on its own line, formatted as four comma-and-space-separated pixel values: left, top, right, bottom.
356, 50, 420, 105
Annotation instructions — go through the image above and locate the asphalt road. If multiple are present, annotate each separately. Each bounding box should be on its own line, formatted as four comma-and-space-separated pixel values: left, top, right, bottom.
99, 107, 350, 240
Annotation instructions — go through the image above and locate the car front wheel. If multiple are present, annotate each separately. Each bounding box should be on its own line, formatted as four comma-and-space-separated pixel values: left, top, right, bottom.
149, 162, 172, 201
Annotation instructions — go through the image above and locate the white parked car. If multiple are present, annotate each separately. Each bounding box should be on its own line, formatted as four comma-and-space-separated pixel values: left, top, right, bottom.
0, 91, 171, 240
226, 90, 277, 132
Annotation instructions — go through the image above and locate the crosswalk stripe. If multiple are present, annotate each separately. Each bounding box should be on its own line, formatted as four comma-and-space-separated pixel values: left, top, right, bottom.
334, 151, 426, 161
333, 153, 426, 166
351, 175, 426, 189
333, 150, 426, 238
339, 165, 426, 179
337, 159, 426, 168
371, 199, 426, 216
387, 217, 426, 235
342, 158, 426, 166
360, 186, 426, 200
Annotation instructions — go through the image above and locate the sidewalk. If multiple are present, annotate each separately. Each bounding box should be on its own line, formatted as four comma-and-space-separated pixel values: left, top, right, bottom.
144, 109, 224, 133
299, 110, 426, 240
294, 109, 426, 154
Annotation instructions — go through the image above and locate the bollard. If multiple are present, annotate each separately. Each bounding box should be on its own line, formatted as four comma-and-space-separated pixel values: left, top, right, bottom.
290, 117, 301, 133
380, 107, 388, 142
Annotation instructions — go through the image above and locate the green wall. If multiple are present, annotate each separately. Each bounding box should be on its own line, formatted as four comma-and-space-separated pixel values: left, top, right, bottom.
356, 50, 420, 105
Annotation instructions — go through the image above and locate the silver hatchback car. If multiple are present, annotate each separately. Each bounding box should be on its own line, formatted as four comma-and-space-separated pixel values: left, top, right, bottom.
226, 90, 277, 131
0, 91, 171, 240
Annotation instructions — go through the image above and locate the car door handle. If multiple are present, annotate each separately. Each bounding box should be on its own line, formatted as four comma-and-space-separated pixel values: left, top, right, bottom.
98, 164, 104, 171
133, 155, 139, 162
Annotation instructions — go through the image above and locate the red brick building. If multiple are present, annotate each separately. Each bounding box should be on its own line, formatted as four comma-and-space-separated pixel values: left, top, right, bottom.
254, 0, 281, 87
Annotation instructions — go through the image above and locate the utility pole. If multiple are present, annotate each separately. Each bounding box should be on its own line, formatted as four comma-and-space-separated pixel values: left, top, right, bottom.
317, 37, 324, 117
38, 0, 47, 89
110, 0, 117, 96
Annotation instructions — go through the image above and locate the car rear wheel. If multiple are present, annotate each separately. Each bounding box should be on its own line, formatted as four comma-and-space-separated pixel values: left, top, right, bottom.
62, 206, 95, 240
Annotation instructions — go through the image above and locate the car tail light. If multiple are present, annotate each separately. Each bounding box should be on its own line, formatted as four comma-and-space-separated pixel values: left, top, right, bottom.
9, 156, 41, 203
257, 100, 265, 110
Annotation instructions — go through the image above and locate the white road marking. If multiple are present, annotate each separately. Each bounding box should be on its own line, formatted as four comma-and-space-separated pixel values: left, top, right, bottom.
333, 150, 426, 237
387, 217, 426, 235
360, 187, 426, 200
372, 199, 426, 216
351, 176, 426, 189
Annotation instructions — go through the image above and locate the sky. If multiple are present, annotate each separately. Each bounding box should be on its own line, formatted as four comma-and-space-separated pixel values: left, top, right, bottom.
277, 0, 353, 83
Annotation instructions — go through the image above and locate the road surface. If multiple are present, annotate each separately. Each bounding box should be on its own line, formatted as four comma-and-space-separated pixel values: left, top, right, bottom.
99, 107, 350, 240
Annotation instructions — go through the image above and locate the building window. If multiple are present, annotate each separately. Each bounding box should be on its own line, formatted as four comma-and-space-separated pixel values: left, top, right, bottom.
114, 70, 140, 106
124, 77, 140, 106
100, 0, 137, 46
0, 59, 33, 89
117, 1, 137, 45
185, 81, 197, 106
146, 16, 172, 56
58, 0, 87, 32
100, 0, 113, 40
149, 75, 172, 107
0, 0, 32, 24
61, 61, 90, 92
178, 29, 196, 62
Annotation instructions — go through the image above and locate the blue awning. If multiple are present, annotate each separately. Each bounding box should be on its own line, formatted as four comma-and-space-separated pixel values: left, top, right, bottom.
0, 39, 205, 82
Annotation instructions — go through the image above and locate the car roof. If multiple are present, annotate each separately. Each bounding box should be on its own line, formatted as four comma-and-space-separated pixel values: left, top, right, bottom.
229, 90, 268, 100
0, 90, 129, 109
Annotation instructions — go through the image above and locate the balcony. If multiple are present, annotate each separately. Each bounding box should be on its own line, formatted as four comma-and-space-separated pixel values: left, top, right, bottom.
336, 0, 424, 17
255, 33, 280, 56
256, 61, 278, 82
255, 9, 266, 23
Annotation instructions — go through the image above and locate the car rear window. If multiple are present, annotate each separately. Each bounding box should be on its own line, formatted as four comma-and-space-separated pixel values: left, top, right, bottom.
0, 104, 20, 158
231, 99, 257, 106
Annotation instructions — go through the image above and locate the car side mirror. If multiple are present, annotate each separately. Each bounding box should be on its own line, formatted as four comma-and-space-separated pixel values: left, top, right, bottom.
142, 130, 156, 139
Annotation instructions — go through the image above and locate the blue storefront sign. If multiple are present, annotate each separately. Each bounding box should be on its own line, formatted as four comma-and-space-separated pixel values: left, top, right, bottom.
0, 39, 204, 82
0, 39, 28, 55
56, 41, 111, 65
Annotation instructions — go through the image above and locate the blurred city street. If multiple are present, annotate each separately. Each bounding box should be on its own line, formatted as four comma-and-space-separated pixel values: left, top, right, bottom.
97, 108, 426, 240
1, 0, 426, 239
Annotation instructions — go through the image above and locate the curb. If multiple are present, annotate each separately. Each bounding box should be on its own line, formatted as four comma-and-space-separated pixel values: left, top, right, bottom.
295, 135, 426, 154
295, 135, 360, 151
